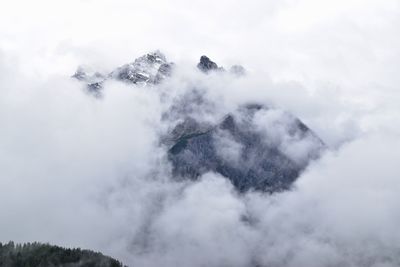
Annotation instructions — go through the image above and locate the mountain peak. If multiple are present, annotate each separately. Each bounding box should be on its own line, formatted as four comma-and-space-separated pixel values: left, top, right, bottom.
72, 52, 324, 193
109, 51, 172, 84
73, 52, 246, 95
72, 51, 174, 95
197, 55, 220, 73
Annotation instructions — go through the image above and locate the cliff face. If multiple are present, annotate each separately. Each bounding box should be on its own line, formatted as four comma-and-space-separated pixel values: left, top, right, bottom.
167, 103, 324, 193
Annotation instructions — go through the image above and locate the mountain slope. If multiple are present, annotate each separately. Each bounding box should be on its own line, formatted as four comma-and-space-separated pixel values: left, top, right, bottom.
167, 103, 324, 192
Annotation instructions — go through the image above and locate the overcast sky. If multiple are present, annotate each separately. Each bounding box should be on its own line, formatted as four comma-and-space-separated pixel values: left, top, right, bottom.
1, 1, 400, 266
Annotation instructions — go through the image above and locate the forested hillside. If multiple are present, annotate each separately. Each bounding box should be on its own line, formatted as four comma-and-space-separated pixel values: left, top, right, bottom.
0, 242, 124, 267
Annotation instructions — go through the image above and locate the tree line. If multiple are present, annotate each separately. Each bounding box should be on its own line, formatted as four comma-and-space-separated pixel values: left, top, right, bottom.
0, 241, 125, 267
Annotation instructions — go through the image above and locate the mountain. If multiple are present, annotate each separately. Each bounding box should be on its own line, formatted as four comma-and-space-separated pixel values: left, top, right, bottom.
73, 52, 325, 193
0, 242, 124, 267
166, 103, 324, 193
108, 51, 173, 85
197, 55, 223, 72
72, 51, 173, 96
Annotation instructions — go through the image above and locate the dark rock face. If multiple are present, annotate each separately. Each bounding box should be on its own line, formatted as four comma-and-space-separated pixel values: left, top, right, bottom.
197, 55, 246, 75
197, 55, 220, 73
167, 104, 324, 193
155, 63, 173, 83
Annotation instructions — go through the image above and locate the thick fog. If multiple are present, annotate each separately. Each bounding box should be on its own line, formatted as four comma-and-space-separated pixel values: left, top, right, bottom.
1, 0, 400, 266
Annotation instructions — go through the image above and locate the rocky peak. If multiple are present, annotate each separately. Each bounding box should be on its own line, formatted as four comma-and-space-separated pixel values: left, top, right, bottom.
166, 102, 325, 193
197, 55, 220, 73
73, 52, 246, 96
72, 51, 174, 95
109, 51, 173, 85
197, 55, 246, 76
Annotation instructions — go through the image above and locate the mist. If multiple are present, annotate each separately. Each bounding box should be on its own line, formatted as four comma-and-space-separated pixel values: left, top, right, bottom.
1, 0, 400, 266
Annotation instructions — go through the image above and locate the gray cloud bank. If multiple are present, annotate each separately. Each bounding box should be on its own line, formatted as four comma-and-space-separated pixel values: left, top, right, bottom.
1, 0, 400, 266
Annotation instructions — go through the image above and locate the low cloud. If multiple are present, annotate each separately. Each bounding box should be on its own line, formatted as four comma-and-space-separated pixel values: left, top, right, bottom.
1, 0, 400, 266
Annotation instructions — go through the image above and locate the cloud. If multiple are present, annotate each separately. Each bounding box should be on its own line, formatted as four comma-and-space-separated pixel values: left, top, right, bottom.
249, 133, 400, 266
1, 0, 400, 266
213, 129, 244, 166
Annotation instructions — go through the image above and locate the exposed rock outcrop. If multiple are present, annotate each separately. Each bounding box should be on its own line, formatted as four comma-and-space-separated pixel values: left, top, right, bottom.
167, 103, 324, 193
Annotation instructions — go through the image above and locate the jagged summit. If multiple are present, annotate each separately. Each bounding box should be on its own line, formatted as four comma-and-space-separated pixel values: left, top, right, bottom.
166, 101, 324, 193
72, 51, 173, 95
73, 52, 246, 95
196, 55, 246, 75
109, 51, 173, 84
197, 55, 221, 73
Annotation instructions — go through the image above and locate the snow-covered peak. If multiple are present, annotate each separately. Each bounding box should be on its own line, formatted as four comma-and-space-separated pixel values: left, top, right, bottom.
72, 51, 173, 95
72, 52, 246, 96
109, 51, 173, 85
